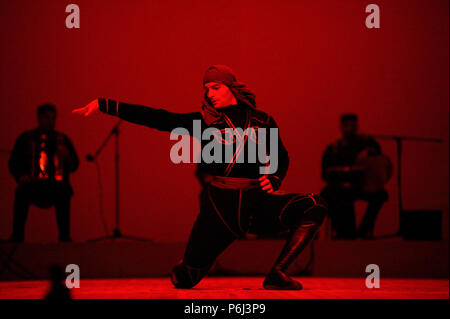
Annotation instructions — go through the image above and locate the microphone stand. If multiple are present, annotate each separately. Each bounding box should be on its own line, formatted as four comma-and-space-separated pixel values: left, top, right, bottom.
371, 134, 443, 236
87, 120, 152, 242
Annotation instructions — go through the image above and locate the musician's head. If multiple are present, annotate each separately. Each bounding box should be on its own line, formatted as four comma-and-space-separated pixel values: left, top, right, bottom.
37, 103, 57, 132
340, 113, 358, 139
203, 65, 238, 109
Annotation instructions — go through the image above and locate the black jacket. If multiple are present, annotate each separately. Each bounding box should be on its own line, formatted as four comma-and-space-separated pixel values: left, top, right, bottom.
9, 129, 79, 185
321, 134, 381, 183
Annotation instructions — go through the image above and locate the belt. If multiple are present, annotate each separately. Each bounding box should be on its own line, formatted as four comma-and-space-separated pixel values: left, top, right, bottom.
204, 175, 260, 190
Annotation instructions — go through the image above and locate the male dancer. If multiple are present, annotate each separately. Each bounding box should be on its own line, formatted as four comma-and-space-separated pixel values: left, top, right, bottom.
73, 65, 327, 290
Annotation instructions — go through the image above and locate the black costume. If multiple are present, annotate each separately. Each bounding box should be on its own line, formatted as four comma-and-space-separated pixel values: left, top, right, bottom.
97, 65, 327, 289
8, 129, 79, 242
321, 134, 388, 239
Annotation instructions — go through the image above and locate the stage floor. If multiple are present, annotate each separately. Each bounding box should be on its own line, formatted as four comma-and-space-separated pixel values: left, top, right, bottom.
0, 277, 448, 299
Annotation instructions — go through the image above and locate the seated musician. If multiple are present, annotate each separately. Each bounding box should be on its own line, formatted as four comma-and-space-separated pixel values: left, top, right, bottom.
321, 114, 392, 239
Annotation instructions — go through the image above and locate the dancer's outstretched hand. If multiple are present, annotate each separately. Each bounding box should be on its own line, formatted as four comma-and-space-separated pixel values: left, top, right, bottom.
259, 175, 274, 194
72, 99, 99, 117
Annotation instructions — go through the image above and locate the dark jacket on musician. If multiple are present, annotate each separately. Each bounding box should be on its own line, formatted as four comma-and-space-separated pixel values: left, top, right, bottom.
321, 134, 381, 184
8, 128, 79, 192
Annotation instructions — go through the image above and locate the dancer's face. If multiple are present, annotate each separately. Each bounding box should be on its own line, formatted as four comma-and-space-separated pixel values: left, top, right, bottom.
204, 82, 237, 109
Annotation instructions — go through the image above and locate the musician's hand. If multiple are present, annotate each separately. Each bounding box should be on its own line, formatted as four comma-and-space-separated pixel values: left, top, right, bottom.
259, 176, 274, 194
72, 99, 99, 117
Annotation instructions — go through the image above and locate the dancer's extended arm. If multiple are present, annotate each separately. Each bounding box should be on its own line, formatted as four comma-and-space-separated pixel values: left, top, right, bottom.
73, 98, 202, 134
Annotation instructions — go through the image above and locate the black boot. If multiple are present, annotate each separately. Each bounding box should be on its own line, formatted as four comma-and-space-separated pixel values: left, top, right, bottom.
263, 221, 321, 290
263, 267, 303, 290
171, 260, 212, 289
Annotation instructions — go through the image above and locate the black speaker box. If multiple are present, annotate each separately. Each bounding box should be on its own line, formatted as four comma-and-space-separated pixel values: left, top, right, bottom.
400, 210, 442, 240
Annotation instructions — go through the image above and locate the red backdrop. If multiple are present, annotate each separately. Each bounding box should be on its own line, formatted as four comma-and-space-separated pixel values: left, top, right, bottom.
0, 0, 448, 242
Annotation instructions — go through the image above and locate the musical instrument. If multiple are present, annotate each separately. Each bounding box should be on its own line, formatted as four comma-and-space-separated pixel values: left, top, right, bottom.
326, 148, 393, 193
